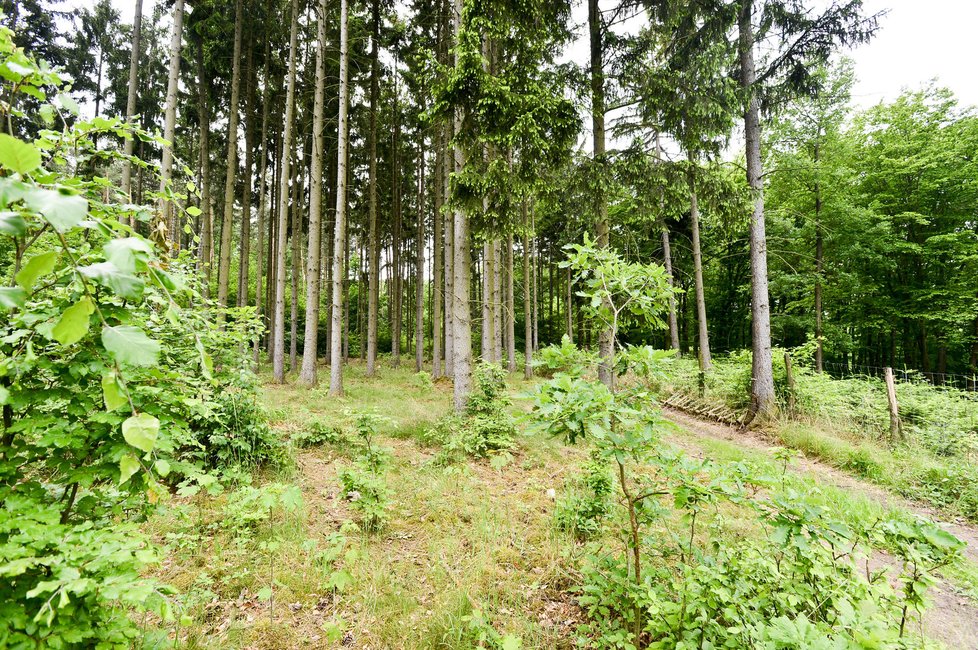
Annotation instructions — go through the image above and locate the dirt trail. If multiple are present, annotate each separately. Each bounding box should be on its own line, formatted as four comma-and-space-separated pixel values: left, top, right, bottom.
663, 407, 978, 649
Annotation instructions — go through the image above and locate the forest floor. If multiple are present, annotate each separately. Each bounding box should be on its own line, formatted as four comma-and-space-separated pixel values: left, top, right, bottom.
148, 362, 978, 649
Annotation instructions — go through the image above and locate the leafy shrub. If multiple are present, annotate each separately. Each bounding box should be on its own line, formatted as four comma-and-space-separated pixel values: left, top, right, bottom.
337, 413, 392, 532
221, 483, 303, 536
425, 363, 516, 463
555, 457, 612, 539
0, 25, 270, 646
292, 418, 344, 448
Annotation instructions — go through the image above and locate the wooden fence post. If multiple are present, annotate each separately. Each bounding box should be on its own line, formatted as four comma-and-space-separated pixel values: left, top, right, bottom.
784, 351, 796, 414
884, 367, 902, 442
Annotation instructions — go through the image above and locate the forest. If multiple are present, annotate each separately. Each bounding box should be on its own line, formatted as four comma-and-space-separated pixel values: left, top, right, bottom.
1, 0, 977, 647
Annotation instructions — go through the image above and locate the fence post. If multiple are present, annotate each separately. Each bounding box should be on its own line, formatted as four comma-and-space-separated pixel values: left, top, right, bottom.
884, 367, 903, 442
784, 351, 796, 414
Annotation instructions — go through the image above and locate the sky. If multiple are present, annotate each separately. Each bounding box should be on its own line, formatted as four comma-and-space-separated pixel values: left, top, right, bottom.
90, 0, 978, 111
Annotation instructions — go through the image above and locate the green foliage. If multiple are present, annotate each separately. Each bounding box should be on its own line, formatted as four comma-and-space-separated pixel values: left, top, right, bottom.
554, 456, 612, 539
461, 607, 523, 650
338, 413, 393, 532
292, 418, 344, 448
0, 24, 271, 646
221, 483, 303, 536
425, 363, 516, 463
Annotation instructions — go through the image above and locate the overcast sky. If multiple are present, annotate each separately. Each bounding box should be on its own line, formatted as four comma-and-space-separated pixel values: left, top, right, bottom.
95, 0, 976, 110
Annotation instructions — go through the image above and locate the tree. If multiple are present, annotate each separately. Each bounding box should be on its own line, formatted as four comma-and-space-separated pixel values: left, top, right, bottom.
328, 0, 351, 396
158, 0, 185, 248
120, 0, 143, 202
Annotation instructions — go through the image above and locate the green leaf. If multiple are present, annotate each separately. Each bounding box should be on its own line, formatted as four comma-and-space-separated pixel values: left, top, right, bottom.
501, 635, 522, 650
79, 261, 144, 300
154, 459, 171, 477
0, 385, 8, 405
104, 237, 152, 273
101, 325, 160, 367
101, 372, 128, 411
186, 205, 201, 217
119, 453, 141, 484
0, 211, 27, 236
0, 133, 41, 174
23, 187, 87, 233
0, 286, 26, 310
122, 413, 158, 453
56, 94, 79, 116
52, 297, 94, 345
15, 250, 57, 290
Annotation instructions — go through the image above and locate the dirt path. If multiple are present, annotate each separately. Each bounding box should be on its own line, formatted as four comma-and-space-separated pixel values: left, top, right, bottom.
663, 407, 978, 649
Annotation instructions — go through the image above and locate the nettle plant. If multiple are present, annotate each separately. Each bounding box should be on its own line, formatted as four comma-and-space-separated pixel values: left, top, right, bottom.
531, 241, 961, 649
0, 24, 263, 648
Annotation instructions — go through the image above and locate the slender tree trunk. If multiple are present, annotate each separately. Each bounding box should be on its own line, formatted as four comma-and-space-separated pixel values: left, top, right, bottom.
366, 0, 381, 376
216, 0, 244, 313
159, 0, 184, 248
493, 239, 503, 363
687, 152, 712, 371
432, 124, 444, 378
299, 1, 328, 385
121, 0, 142, 205
739, 1, 776, 419
506, 232, 516, 373
238, 40, 256, 308
482, 242, 492, 360
415, 143, 426, 372
522, 203, 533, 379
273, 0, 299, 383
391, 93, 402, 368
588, 0, 613, 385
194, 38, 212, 298
329, 0, 350, 395
289, 148, 303, 372
451, 0, 471, 410
656, 136, 680, 357
814, 158, 824, 373
444, 133, 455, 378
253, 32, 273, 366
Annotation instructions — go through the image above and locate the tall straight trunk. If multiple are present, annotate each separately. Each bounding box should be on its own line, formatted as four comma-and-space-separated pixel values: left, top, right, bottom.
687, 152, 712, 371
444, 134, 455, 378
482, 242, 492, 360
814, 150, 824, 373
532, 211, 538, 351
493, 239, 503, 363
432, 123, 444, 377
506, 232, 515, 373
522, 203, 532, 378
588, 0, 613, 385
451, 0, 471, 411
391, 95, 402, 367
273, 0, 299, 383
565, 265, 573, 341
656, 135, 680, 356
194, 38, 212, 298
299, 1, 328, 385
121, 0, 142, 204
159, 0, 184, 248
365, 0, 381, 376
217, 0, 244, 311
253, 35, 273, 366
289, 149, 303, 372
738, 2, 776, 418
328, 0, 350, 396
415, 144, 426, 372
238, 40, 256, 308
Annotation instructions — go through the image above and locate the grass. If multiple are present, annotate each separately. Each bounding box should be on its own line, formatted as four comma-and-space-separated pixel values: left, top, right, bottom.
142, 358, 978, 648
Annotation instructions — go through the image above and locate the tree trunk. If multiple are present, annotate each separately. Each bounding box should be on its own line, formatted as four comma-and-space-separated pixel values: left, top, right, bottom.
194, 38, 212, 298
391, 94, 402, 368
216, 0, 244, 313
159, 0, 184, 248
273, 0, 299, 383
253, 26, 273, 366
432, 123, 444, 378
451, 0, 471, 411
444, 132, 455, 378
506, 232, 516, 373
289, 148, 303, 372
238, 39, 256, 308
328, 0, 350, 396
814, 147, 824, 373
739, 1, 776, 420
299, 1, 328, 385
522, 203, 533, 379
687, 152, 712, 372
415, 143, 426, 372
121, 0, 142, 205
493, 239, 503, 363
366, 0, 381, 377
588, 0, 613, 384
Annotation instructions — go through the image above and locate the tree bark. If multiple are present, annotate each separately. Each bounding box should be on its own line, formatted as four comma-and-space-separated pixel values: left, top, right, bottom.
120, 0, 142, 205
391, 93, 402, 368
238, 38, 256, 308
329, 0, 350, 396
506, 232, 516, 373
289, 146, 303, 372
272, 0, 299, 383
299, 0, 328, 385
366, 0, 381, 377
216, 0, 244, 313
522, 203, 532, 379
432, 123, 444, 378
159, 0, 184, 248
451, 0, 471, 410
589, 0, 613, 385
415, 143, 426, 372
739, 1, 776, 420
687, 152, 712, 372
253, 26, 272, 366
194, 37, 212, 298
